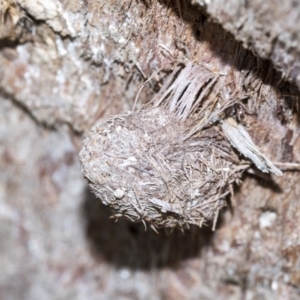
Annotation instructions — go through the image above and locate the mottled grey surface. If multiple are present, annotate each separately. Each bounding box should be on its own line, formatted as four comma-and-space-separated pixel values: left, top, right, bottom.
193, 0, 300, 88
1, 0, 300, 299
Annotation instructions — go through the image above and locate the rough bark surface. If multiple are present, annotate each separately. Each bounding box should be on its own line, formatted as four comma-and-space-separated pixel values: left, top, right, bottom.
1, 1, 300, 299
193, 0, 300, 88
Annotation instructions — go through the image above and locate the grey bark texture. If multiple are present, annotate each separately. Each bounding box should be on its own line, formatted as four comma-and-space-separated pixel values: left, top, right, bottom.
193, 0, 300, 88
1, 0, 300, 299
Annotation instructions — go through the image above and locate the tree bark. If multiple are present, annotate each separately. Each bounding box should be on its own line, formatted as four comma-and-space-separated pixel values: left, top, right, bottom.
0, 0, 300, 299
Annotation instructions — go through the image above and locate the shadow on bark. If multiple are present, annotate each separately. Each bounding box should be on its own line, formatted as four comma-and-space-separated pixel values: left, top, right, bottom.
81, 186, 216, 270
158, 0, 300, 124
79, 0, 296, 272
